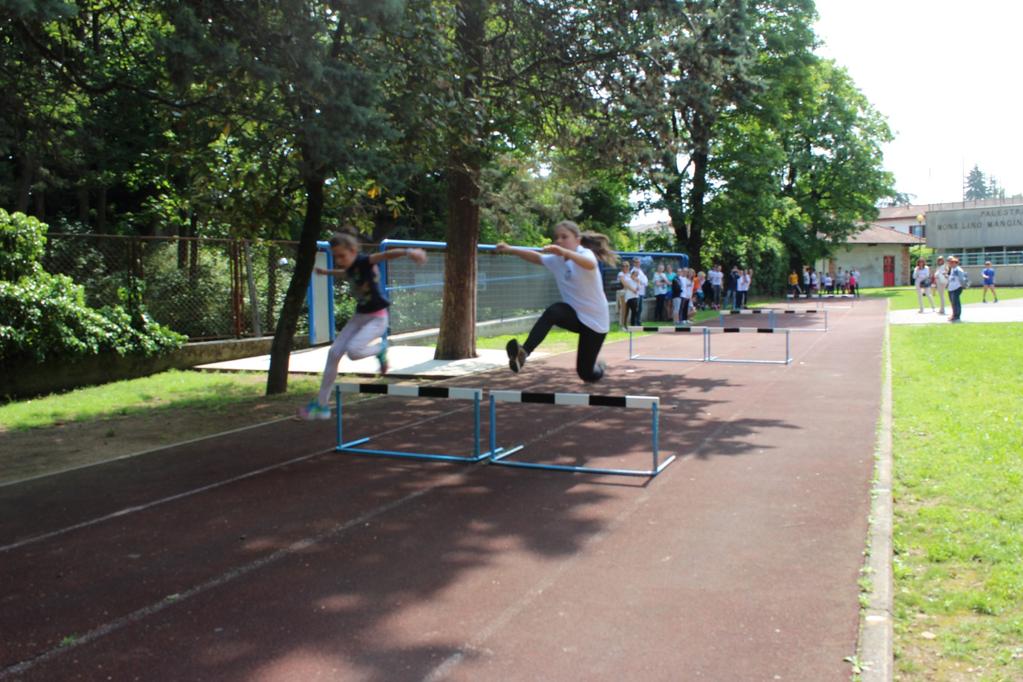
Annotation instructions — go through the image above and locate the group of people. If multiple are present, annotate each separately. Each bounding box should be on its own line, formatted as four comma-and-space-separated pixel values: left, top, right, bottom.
913, 256, 993, 323
788, 267, 859, 299
616, 261, 753, 327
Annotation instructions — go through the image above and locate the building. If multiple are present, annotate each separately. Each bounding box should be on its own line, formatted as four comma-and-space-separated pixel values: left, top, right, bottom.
816, 224, 925, 288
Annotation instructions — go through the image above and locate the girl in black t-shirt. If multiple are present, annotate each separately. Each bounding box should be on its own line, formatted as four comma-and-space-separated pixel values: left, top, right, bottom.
298, 230, 427, 420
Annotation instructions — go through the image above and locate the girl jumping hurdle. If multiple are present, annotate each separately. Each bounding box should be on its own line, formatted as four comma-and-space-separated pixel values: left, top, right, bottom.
298, 228, 427, 420
497, 220, 616, 383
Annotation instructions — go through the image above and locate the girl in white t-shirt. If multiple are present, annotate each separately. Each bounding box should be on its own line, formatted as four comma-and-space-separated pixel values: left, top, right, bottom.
617, 259, 638, 328
497, 221, 616, 383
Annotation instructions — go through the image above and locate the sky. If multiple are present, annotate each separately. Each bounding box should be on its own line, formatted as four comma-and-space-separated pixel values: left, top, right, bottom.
632, 1, 1023, 224
813, 0, 1023, 205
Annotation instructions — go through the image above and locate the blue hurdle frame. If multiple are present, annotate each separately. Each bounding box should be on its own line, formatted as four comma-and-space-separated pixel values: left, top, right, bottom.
627, 325, 793, 365
627, 325, 709, 362
487, 391, 675, 478
334, 383, 497, 463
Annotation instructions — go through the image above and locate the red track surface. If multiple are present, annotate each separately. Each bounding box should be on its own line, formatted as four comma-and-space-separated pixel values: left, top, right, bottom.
0, 301, 884, 681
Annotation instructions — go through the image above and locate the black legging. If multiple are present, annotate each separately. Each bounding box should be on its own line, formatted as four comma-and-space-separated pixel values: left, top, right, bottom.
524, 302, 606, 382
627, 298, 640, 326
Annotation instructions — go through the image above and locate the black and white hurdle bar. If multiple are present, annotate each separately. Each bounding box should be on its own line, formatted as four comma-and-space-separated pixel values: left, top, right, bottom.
719, 308, 828, 332
488, 390, 675, 478
786, 293, 855, 309
627, 326, 793, 365
334, 383, 497, 462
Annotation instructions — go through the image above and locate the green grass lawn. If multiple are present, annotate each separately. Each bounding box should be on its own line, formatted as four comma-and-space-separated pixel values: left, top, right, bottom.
890, 323, 1023, 679
862, 286, 1023, 311
0, 370, 320, 432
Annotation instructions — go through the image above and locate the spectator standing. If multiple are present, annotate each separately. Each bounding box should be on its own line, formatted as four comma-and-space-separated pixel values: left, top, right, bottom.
933, 256, 949, 316
946, 256, 968, 322
724, 266, 739, 310
788, 270, 801, 298
617, 259, 638, 328
652, 263, 670, 321
709, 265, 724, 309
630, 258, 648, 322
736, 268, 751, 309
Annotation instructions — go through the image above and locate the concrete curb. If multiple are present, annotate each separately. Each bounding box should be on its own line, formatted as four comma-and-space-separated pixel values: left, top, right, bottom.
857, 309, 895, 680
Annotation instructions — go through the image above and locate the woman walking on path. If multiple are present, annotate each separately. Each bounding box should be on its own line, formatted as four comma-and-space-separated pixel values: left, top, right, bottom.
298, 229, 428, 420
914, 258, 935, 313
498, 220, 616, 383
933, 256, 949, 315
981, 261, 999, 303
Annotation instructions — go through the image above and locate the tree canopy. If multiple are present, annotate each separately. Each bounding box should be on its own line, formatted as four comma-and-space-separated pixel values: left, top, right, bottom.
2, 0, 897, 385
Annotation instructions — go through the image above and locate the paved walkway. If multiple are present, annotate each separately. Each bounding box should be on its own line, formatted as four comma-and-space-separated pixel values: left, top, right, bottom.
197, 344, 546, 379
889, 296, 1023, 325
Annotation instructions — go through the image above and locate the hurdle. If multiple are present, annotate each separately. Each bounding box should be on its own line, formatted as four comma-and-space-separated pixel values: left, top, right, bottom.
705, 326, 792, 365
627, 325, 792, 365
333, 383, 497, 462
786, 293, 855, 309
627, 325, 709, 362
719, 308, 828, 332
488, 390, 675, 478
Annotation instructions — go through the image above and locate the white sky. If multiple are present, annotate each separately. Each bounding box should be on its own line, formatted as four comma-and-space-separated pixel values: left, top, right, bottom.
814, 0, 1023, 205
632, 2, 1023, 224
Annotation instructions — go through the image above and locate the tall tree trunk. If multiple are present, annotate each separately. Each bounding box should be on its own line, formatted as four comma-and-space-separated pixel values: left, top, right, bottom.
15, 155, 34, 214
435, 158, 480, 360
266, 172, 325, 395
687, 144, 709, 273
77, 186, 90, 224
434, 0, 484, 361
96, 187, 108, 233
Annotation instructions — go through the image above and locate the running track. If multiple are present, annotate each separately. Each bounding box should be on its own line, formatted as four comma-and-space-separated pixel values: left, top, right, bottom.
0, 301, 883, 681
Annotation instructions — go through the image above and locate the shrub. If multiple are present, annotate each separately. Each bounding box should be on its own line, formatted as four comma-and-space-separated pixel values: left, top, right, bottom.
0, 209, 46, 281
0, 212, 185, 367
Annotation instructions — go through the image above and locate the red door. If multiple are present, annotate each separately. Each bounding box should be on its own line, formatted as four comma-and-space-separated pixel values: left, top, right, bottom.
883, 255, 895, 286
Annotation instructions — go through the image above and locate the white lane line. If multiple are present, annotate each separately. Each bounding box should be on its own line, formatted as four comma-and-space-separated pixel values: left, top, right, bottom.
0, 416, 294, 489
0, 405, 472, 554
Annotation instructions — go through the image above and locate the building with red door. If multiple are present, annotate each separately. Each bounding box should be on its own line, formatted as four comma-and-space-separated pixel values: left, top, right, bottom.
814, 224, 925, 288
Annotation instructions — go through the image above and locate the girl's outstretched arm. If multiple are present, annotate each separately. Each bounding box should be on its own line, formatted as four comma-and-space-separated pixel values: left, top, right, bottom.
368, 247, 428, 265
496, 242, 542, 265
541, 244, 596, 270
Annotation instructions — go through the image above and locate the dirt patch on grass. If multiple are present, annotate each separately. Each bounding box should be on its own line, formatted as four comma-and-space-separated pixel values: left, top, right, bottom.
0, 389, 313, 485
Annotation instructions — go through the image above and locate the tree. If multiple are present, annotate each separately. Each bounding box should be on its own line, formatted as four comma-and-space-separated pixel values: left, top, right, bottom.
403, 0, 641, 359
964, 164, 989, 200
158, 0, 405, 394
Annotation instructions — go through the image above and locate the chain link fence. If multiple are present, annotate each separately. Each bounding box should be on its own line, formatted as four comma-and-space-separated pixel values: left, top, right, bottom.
42, 234, 303, 341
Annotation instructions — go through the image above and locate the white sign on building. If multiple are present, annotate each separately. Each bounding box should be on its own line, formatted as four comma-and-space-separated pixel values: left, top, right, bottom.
927, 203, 1023, 250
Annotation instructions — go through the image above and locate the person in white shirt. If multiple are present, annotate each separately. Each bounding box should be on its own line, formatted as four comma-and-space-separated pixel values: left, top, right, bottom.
617, 259, 639, 328
652, 263, 670, 321
913, 257, 935, 313
736, 268, 752, 308
679, 268, 694, 323
497, 221, 616, 382
933, 256, 949, 315
630, 258, 649, 322
709, 265, 724, 309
